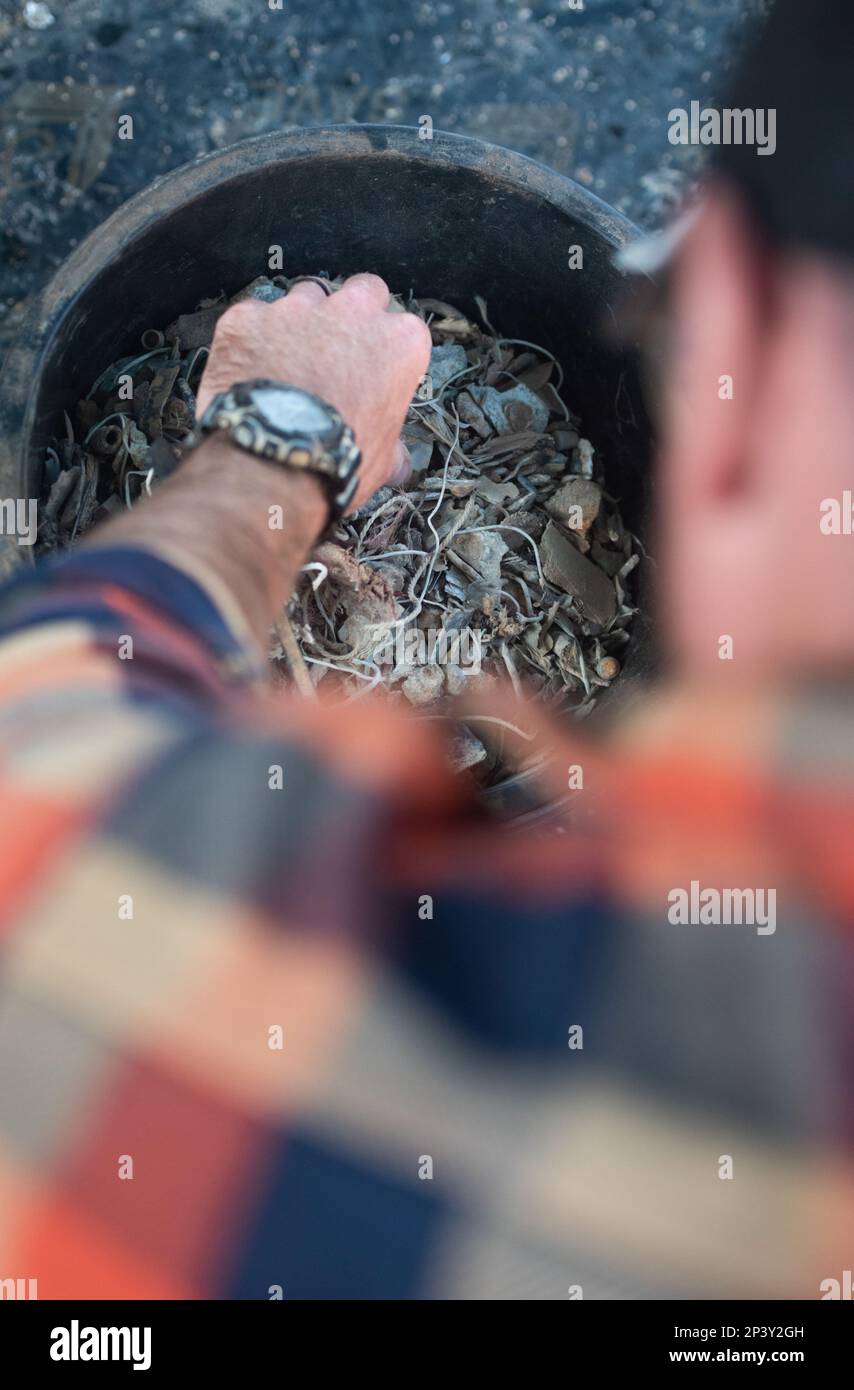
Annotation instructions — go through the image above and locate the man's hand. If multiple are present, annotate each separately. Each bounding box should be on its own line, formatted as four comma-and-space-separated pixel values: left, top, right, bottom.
85, 273, 433, 652
197, 273, 432, 508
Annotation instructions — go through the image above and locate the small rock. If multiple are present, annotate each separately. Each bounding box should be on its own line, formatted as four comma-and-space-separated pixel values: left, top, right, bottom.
475, 478, 519, 507
23, 1, 54, 29
544, 455, 569, 476
339, 587, 400, 658
457, 390, 492, 439
372, 562, 408, 596
209, 116, 229, 146
547, 477, 602, 534
504, 399, 534, 432
573, 438, 595, 479
401, 664, 445, 706
540, 521, 617, 627
590, 540, 626, 577
167, 306, 225, 352
444, 663, 472, 696
401, 422, 434, 471
453, 529, 508, 586
596, 655, 621, 681
503, 511, 546, 549
469, 383, 550, 435
429, 343, 468, 394
232, 276, 286, 304
449, 727, 488, 772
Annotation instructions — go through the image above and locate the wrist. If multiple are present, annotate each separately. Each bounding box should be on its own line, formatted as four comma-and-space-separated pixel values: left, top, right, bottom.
85, 430, 331, 656
185, 434, 330, 541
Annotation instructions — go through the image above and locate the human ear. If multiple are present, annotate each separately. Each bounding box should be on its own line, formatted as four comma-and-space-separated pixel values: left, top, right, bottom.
665, 182, 767, 505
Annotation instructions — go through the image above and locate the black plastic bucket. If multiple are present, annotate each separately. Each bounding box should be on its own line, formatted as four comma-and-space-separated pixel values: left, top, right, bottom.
0, 124, 654, 814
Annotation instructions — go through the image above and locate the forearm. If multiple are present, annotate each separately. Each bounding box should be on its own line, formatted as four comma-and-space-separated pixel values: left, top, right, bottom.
83, 435, 328, 652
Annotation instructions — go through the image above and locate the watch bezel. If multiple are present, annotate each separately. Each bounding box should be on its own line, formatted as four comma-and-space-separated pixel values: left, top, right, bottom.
190, 379, 361, 523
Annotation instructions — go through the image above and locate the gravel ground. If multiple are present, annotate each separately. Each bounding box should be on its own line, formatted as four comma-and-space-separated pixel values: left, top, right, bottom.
0, 0, 761, 353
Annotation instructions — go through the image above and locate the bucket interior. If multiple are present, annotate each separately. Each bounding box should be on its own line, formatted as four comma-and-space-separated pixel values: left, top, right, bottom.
26, 145, 655, 812
30, 151, 651, 528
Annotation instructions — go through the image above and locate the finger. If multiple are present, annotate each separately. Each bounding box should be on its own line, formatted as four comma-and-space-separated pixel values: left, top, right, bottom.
284, 280, 330, 307
331, 272, 391, 312
389, 439, 413, 487
454, 680, 610, 802
393, 309, 433, 372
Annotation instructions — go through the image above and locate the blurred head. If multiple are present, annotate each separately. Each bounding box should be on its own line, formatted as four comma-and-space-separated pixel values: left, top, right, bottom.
649, 0, 854, 678
659, 185, 854, 677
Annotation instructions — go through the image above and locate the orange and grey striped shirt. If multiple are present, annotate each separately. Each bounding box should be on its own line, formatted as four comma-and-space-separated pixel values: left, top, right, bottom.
0, 545, 851, 1300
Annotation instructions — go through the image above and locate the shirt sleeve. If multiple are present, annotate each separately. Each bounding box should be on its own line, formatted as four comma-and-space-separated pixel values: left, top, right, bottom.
0, 544, 849, 1300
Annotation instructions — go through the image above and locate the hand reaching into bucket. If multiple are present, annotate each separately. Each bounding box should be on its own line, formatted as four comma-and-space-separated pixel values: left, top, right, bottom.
86, 273, 432, 653
196, 272, 432, 507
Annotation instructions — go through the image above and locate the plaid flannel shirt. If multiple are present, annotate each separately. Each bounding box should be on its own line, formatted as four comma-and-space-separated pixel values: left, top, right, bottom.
0, 544, 851, 1301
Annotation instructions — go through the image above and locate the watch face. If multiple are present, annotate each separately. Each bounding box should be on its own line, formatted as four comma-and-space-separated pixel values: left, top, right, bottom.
251, 386, 333, 437
199, 383, 360, 521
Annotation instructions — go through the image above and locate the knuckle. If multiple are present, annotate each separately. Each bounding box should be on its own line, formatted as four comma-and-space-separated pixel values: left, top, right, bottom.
347, 272, 388, 295
396, 310, 433, 357
338, 287, 374, 315
215, 300, 262, 338
281, 283, 325, 308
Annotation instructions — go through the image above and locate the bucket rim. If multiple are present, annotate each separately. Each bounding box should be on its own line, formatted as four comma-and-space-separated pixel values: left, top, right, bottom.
29, 123, 642, 323
0, 123, 643, 576
0, 123, 653, 820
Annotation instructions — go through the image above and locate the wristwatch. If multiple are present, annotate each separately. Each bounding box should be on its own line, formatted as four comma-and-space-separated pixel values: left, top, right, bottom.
184, 380, 361, 524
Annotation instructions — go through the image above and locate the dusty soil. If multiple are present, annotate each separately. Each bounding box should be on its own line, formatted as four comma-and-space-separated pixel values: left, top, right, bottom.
0, 0, 755, 355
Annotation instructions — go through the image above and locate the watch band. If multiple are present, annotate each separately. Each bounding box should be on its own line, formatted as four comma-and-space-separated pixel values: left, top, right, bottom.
184, 381, 361, 525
